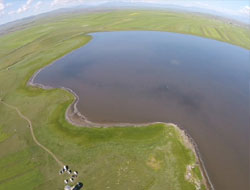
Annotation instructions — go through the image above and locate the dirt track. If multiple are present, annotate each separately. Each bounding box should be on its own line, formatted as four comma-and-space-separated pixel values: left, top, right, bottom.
0, 99, 64, 167
0, 98, 214, 190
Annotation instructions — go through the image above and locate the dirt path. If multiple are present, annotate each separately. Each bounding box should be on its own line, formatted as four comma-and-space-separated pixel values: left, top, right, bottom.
0, 99, 64, 167
0, 98, 214, 190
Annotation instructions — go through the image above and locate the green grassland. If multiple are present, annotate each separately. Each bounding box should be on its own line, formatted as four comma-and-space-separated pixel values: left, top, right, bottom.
0, 10, 249, 190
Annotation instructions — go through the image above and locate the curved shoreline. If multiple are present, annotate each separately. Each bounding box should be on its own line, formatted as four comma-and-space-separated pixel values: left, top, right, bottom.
28, 65, 214, 190
65, 86, 215, 190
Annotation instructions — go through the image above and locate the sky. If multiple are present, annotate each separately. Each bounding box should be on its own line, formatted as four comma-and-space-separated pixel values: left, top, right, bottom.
0, 0, 249, 25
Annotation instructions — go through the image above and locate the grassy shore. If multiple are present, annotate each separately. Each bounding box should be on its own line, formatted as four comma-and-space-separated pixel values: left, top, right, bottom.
0, 10, 249, 190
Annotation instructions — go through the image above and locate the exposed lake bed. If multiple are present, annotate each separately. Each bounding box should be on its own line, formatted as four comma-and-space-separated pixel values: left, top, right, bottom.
34, 31, 249, 190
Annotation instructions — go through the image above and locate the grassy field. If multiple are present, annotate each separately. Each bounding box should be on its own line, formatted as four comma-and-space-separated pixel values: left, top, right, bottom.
0, 10, 249, 190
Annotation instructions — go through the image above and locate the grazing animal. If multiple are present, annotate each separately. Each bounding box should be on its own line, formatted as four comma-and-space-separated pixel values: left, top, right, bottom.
64, 179, 69, 184
64, 165, 69, 171
73, 182, 83, 190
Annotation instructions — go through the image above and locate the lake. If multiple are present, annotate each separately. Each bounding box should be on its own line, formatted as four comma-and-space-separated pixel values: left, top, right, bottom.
34, 31, 249, 190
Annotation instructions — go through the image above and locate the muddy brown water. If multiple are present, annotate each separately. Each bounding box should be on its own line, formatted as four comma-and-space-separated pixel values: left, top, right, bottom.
34, 31, 250, 190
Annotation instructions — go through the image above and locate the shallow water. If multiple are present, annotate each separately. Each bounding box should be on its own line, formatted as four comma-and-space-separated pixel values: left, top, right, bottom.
35, 31, 250, 190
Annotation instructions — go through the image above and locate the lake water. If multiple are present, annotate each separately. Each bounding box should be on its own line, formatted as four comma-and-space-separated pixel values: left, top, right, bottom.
34, 31, 250, 190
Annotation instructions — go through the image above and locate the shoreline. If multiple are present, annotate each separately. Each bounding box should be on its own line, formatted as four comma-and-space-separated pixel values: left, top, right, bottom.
3, 8, 250, 189
28, 66, 214, 190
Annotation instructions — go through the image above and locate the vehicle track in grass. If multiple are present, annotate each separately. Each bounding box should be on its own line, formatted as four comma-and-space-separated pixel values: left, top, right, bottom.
0, 97, 214, 190
0, 99, 64, 167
